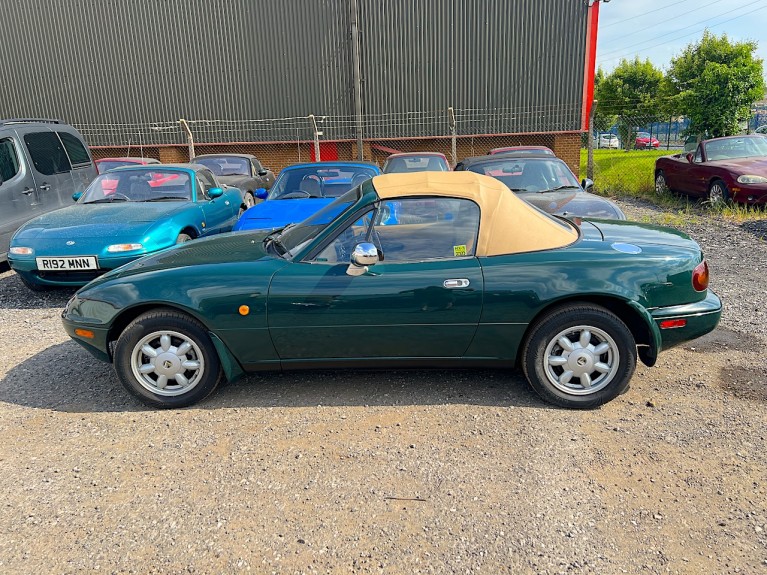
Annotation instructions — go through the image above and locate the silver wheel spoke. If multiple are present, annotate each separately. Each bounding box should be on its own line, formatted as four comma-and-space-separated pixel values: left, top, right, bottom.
177, 341, 192, 356
579, 373, 593, 388
579, 330, 591, 348
594, 362, 611, 373
548, 355, 568, 367
558, 337, 574, 352
174, 373, 190, 387
155, 374, 168, 389
141, 344, 157, 358
182, 359, 200, 370
138, 363, 155, 374
593, 342, 610, 355
559, 370, 574, 385
160, 334, 171, 352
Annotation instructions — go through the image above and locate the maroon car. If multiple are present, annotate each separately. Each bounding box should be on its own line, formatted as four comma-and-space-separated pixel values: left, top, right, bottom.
382, 152, 450, 173
488, 145, 555, 156
655, 135, 767, 204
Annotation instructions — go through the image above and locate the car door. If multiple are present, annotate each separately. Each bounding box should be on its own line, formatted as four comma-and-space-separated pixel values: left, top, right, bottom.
0, 134, 39, 258
17, 126, 76, 211
195, 168, 237, 234
252, 158, 274, 189
267, 197, 484, 360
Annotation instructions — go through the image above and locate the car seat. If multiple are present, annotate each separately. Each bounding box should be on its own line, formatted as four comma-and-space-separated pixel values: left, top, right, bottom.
299, 177, 322, 197
518, 162, 549, 191
128, 180, 153, 201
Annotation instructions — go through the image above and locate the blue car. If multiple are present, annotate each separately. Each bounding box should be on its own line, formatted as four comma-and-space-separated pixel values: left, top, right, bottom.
234, 162, 381, 232
8, 164, 245, 290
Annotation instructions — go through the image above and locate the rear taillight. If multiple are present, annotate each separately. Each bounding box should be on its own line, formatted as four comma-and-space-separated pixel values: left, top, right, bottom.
692, 260, 709, 292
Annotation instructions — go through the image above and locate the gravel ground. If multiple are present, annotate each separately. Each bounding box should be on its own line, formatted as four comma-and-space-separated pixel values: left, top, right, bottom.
0, 199, 765, 574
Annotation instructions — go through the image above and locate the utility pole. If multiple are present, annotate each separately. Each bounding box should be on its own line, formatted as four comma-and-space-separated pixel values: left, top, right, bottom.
448, 107, 457, 167
308, 114, 321, 162
179, 119, 195, 160
350, 0, 364, 160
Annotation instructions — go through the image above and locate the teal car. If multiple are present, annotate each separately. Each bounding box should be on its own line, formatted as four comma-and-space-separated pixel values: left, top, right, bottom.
9, 164, 246, 290
61, 172, 721, 410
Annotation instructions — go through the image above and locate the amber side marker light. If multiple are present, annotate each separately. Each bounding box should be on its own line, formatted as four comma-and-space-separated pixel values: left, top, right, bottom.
692, 260, 709, 291
75, 329, 95, 339
660, 319, 687, 330
238, 305, 250, 316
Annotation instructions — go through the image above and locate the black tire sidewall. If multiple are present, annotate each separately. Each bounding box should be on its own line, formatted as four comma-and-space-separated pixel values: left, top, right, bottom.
522, 305, 636, 409
114, 310, 223, 408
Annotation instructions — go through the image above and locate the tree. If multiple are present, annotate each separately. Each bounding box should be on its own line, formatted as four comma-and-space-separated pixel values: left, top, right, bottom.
595, 57, 664, 149
663, 31, 765, 138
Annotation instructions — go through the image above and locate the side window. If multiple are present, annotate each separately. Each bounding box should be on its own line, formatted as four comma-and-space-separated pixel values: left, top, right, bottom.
311, 211, 373, 264
0, 137, 21, 181
372, 198, 480, 262
24, 131, 72, 175
251, 159, 262, 174
694, 146, 704, 163
196, 169, 217, 198
57, 132, 91, 167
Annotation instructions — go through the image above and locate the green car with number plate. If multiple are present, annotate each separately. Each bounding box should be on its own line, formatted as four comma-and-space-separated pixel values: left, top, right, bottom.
61, 171, 721, 409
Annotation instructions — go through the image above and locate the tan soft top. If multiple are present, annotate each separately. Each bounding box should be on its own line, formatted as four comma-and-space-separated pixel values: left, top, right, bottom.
371, 171, 578, 257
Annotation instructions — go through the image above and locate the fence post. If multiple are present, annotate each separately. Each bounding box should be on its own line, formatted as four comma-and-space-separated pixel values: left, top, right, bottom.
179, 119, 195, 160
448, 106, 457, 166
666, 115, 672, 150
308, 114, 321, 162
587, 99, 597, 180
350, 0, 364, 160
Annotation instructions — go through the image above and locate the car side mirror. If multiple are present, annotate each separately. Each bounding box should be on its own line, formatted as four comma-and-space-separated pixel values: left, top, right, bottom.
258, 169, 268, 177
72, 191, 83, 202
581, 178, 594, 191
686, 153, 694, 163
346, 242, 379, 276
208, 187, 224, 199
255, 188, 268, 200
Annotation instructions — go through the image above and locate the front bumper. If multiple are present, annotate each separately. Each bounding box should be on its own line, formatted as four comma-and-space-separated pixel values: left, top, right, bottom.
9, 253, 144, 287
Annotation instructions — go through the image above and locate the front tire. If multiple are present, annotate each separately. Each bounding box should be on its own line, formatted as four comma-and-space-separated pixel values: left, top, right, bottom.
708, 179, 730, 205
655, 170, 669, 195
521, 304, 636, 408
113, 309, 224, 408
244, 192, 255, 208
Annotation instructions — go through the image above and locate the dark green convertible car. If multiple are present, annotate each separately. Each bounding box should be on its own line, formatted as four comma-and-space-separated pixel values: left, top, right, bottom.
62, 172, 721, 409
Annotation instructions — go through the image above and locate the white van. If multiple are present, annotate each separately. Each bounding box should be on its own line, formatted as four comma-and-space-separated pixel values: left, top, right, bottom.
0, 119, 97, 262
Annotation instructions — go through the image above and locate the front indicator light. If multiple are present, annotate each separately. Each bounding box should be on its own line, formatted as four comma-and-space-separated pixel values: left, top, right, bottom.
107, 243, 143, 253
692, 260, 709, 292
660, 319, 687, 330
737, 175, 767, 184
9, 246, 33, 255
74, 328, 95, 339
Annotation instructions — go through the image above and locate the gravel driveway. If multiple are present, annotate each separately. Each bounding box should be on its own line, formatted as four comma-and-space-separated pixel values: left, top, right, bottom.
0, 199, 765, 574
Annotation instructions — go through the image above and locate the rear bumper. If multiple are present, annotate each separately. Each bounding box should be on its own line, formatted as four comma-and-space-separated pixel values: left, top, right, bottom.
651, 291, 722, 350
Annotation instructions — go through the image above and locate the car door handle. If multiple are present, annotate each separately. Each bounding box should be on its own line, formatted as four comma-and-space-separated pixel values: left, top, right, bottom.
443, 278, 470, 289
22, 187, 35, 195
39, 184, 51, 191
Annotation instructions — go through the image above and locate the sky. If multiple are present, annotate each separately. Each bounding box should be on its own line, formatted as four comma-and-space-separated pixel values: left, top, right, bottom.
596, 0, 767, 82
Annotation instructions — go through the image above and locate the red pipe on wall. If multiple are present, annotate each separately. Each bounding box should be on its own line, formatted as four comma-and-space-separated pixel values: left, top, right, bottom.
581, 1, 601, 131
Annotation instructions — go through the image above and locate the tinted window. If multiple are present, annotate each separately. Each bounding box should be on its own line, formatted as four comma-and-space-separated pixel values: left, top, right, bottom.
270, 166, 379, 199
24, 131, 71, 175
0, 138, 20, 181
196, 169, 217, 196
80, 170, 191, 202
195, 157, 250, 177
58, 131, 91, 166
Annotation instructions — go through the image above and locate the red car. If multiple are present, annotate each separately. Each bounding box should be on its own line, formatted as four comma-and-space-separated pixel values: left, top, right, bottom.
654, 135, 767, 204
635, 132, 660, 150
488, 145, 555, 156
382, 152, 450, 173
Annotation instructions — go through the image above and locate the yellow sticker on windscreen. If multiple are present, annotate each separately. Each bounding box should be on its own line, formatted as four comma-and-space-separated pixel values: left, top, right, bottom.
453, 245, 467, 257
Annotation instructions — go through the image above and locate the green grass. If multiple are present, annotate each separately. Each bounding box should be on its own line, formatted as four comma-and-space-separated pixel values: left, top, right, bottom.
579, 148, 766, 223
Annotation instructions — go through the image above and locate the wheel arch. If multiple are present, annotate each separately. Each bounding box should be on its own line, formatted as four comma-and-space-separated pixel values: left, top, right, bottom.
515, 295, 659, 368
105, 303, 244, 380
178, 226, 199, 239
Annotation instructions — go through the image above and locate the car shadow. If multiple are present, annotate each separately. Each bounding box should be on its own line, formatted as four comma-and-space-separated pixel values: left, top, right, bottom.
0, 341, 549, 413
740, 219, 767, 241
0, 269, 77, 310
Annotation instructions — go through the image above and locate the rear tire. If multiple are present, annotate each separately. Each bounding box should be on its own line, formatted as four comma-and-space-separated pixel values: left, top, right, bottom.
176, 233, 193, 244
113, 309, 224, 408
521, 304, 636, 409
244, 192, 255, 208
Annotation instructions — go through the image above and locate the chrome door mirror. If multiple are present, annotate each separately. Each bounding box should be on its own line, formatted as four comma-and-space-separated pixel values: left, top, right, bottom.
580, 178, 594, 191
346, 242, 379, 276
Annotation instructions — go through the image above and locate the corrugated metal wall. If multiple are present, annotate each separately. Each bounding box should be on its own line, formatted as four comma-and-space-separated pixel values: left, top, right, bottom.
1, 0, 587, 145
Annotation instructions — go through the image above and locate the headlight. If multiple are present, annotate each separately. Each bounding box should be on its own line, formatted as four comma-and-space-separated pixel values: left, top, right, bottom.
9, 246, 33, 255
107, 243, 143, 253
737, 175, 767, 184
